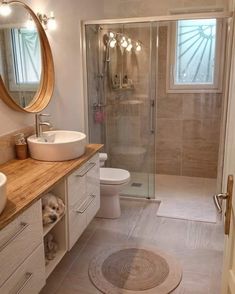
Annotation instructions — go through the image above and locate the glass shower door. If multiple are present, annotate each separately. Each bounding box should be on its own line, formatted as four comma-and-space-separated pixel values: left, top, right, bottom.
85, 22, 156, 199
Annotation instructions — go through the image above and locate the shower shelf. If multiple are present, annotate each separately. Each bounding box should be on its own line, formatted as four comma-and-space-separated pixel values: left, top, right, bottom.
120, 100, 143, 105
112, 85, 134, 91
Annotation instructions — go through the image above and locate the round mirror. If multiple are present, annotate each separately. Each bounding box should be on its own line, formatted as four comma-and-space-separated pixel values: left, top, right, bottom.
0, 1, 54, 112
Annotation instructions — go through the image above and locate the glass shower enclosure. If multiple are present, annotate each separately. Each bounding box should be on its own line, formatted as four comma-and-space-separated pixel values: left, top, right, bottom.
85, 22, 156, 199
84, 14, 229, 200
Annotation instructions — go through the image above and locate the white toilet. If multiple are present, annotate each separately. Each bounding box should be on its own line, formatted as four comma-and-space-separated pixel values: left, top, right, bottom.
97, 153, 130, 219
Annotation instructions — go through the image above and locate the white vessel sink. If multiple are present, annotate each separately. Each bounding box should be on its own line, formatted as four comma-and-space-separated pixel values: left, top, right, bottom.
27, 130, 87, 161
0, 172, 7, 215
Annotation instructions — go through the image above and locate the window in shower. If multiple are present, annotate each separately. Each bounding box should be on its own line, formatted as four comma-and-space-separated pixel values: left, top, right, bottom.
167, 18, 224, 93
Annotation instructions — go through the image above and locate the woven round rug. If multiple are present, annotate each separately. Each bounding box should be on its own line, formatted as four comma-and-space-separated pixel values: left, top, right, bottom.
89, 246, 182, 294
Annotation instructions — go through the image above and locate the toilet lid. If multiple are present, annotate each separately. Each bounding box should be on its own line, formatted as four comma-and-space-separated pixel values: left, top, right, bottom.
100, 168, 130, 185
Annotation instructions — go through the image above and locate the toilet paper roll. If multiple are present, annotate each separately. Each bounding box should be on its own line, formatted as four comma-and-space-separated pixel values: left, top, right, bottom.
99, 153, 108, 161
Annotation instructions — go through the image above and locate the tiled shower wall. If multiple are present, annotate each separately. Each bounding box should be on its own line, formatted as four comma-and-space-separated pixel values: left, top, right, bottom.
87, 24, 222, 178
156, 26, 222, 178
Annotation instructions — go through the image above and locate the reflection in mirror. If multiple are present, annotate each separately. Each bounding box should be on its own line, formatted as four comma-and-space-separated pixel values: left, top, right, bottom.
0, 4, 42, 108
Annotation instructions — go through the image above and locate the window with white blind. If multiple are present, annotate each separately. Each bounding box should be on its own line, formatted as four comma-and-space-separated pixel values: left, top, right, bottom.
10, 28, 41, 91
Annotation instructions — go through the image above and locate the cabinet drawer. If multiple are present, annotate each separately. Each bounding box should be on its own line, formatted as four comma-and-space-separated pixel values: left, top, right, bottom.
87, 156, 100, 196
67, 154, 99, 207
68, 192, 99, 250
67, 169, 86, 207
0, 244, 45, 294
68, 154, 100, 250
86, 192, 100, 225
68, 204, 87, 250
0, 201, 43, 287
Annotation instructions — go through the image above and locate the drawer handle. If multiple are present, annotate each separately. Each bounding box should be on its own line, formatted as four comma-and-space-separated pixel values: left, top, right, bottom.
0, 222, 29, 253
75, 162, 96, 177
14, 272, 33, 294
76, 194, 96, 214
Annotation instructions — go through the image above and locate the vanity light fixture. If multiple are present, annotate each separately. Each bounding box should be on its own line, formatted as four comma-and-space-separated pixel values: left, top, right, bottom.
109, 38, 117, 48
126, 38, 133, 52
120, 36, 128, 48
37, 11, 57, 30
109, 31, 115, 38
0, 0, 11, 17
107, 31, 142, 52
136, 41, 142, 52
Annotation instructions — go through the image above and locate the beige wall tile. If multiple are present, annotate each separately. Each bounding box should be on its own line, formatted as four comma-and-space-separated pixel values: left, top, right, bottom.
183, 139, 219, 162
182, 139, 219, 177
157, 97, 183, 119
156, 140, 181, 175
182, 95, 222, 119
183, 119, 220, 142
157, 119, 183, 141
182, 160, 218, 178
156, 159, 181, 175
156, 139, 181, 161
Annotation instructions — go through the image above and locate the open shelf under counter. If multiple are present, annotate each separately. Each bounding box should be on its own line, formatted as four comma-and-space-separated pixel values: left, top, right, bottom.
45, 249, 67, 278
43, 214, 65, 237
44, 213, 67, 278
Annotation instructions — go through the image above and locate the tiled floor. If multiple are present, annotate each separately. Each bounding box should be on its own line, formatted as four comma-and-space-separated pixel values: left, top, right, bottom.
156, 175, 217, 223
41, 199, 224, 294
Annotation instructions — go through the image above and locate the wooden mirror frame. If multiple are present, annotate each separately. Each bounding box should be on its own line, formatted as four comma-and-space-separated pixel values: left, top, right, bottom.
0, 0, 54, 113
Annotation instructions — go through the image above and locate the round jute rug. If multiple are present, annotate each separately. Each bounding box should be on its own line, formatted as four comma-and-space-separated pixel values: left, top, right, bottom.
89, 246, 182, 294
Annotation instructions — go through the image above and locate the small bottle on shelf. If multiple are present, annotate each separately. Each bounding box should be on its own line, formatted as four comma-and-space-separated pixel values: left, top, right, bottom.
122, 74, 128, 87
112, 74, 120, 89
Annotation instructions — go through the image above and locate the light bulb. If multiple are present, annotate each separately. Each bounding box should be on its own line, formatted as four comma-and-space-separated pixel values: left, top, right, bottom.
121, 37, 128, 48
126, 43, 132, 52
109, 32, 115, 38
47, 11, 57, 30
136, 42, 142, 52
0, 1, 11, 16
109, 38, 117, 48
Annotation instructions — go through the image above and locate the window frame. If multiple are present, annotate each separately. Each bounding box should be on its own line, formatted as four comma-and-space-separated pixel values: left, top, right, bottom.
166, 18, 225, 93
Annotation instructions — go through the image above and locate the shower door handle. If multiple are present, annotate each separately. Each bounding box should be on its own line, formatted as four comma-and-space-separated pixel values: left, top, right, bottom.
213, 193, 228, 213
213, 175, 233, 235
150, 99, 155, 134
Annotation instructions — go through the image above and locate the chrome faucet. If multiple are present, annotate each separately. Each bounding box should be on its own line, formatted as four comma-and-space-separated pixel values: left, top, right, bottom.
35, 113, 52, 138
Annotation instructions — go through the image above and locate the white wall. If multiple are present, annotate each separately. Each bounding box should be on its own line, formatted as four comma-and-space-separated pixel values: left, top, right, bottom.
0, 0, 104, 136
103, 0, 229, 18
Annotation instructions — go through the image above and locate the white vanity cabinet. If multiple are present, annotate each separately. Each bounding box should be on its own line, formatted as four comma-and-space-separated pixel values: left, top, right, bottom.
67, 154, 100, 249
0, 201, 45, 294
0, 245, 45, 294
0, 148, 101, 293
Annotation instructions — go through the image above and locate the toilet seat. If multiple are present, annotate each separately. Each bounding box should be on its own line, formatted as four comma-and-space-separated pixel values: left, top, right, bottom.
100, 168, 130, 185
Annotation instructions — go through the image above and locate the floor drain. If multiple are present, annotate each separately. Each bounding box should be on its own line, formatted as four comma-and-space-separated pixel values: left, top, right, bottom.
131, 183, 142, 187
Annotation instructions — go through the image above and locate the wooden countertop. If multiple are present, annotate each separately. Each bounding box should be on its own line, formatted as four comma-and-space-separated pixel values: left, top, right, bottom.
0, 144, 103, 230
